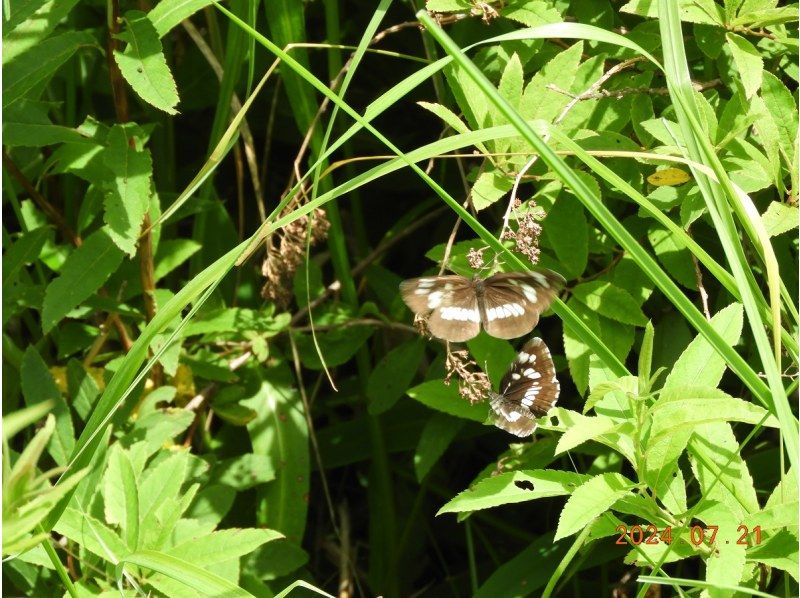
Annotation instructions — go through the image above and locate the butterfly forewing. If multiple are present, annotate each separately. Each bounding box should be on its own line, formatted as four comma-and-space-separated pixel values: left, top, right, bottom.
481, 271, 564, 339
399, 276, 480, 342
490, 337, 560, 437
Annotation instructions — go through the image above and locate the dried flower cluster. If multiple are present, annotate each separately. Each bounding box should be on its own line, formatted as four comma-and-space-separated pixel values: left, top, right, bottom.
466, 246, 487, 269
444, 348, 491, 405
261, 207, 330, 307
502, 198, 543, 263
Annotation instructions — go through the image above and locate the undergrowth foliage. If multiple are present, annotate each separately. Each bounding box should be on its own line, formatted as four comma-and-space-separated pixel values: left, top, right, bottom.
2, 0, 798, 597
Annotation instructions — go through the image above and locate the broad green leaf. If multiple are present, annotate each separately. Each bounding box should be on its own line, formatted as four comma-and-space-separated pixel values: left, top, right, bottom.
41, 228, 124, 332
3, 99, 90, 147
183, 307, 289, 337
102, 123, 153, 256
54, 506, 128, 562
758, 71, 798, 170
114, 11, 180, 114
572, 281, 648, 327
725, 33, 763, 99
555, 413, 623, 455
116, 550, 251, 597
209, 454, 276, 490
368, 338, 425, 414
746, 530, 799, 581
152, 239, 201, 280
663, 303, 743, 389
650, 390, 778, 434
121, 410, 194, 458
466, 333, 516, 387
2, 0, 81, 64
244, 538, 309, 581
742, 501, 798, 532
490, 52, 523, 153
2, 226, 51, 285
414, 413, 464, 481
543, 193, 588, 279
474, 532, 566, 598
554, 472, 635, 541
406, 379, 489, 422
138, 450, 190, 528
519, 42, 583, 124
620, 0, 724, 24
500, 0, 562, 27
647, 224, 697, 290
167, 528, 283, 566
242, 365, 309, 544
20, 347, 74, 466
761, 201, 798, 237
766, 467, 797, 509
293, 323, 374, 369
471, 168, 513, 211
695, 501, 746, 597
688, 422, 760, 520
438, 470, 587, 514
148, 0, 215, 38
2, 30, 96, 108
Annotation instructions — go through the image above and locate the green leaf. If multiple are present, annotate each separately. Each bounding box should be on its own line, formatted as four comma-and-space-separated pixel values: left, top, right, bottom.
209, 454, 276, 490
554, 473, 635, 541
114, 10, 180, 114
414, 413, 464, 481
746, 530, 799, 580
500, 0, 562, 27
102, 123, 153, 256
242, 365, 309, 544
620, 0, 724, 24
725, 33, 763, 99
367, 338, 425, 414
20, 347, 74, 466
116, 550, 251, 597
294, 323, 374, 369
147, 0, 216, 38
41, 228, 124, 332
426, 0, 471, 11
137, 450, 190, 530
3, 99, 91, 147
2, 226, 51, 286
572, 281, 648, 327
2, 30, 96, 108
638, 321, 655, 393
663, 303, 743, 389
167, 528, 283, 566
471, 168, 513, 211
743, 501, 798, 532
761, 201, 798, 237
688, 422, 760, 520
2, 0, 82, 65
647, 224, 697, 290
543, 193, 588, 279
758, 71, 798, 170
54, 506, 128, 562
438, 470, 587, 514
406, 379, 489, 422
555, 413, 623, 455
695, 501, 746, 596
490, 51, 523, 133
466, 333, 516, 387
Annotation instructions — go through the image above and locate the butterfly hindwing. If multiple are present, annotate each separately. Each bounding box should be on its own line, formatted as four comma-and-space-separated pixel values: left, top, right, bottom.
399, 276, 480, 342
481, 271, 564, 339
490, 337, 560, 437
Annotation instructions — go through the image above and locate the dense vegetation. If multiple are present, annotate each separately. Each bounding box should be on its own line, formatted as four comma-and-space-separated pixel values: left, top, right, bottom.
3, 0, 798, 596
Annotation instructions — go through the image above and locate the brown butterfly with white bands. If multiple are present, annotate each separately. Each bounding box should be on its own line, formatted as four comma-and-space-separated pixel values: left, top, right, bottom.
490, 337, 560, 437
399, 270, 565, 342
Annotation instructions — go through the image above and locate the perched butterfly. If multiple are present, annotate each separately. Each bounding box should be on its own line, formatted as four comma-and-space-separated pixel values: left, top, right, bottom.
399, 270, 565, 342
489, 337, 560, 437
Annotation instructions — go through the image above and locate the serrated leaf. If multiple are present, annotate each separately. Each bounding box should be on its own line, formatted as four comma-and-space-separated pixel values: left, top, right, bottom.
743, 501, 799, 532
438, 470, 587, 514
572, 281, 648, 327
368, 338, 425, 414
20, 347, 74, 466
167, 528, 283, 566
54, 506, 128, 562
664, 303, 743, 390
544, 193, 588, 279
2, 0, 82, 65
761, 201, 798, 237
3, 226, 51, 285
102, 123, 153, 256
41, 228, 124, 332
471, 169, 513, 211
726, 33, 763, 99
746, 530, 799, 580
414, 413, 464, 481
555, 413, 621, 455
114, 10, 180, 114
500, 0, 562, 27
695, 501, 746, 597
554, 473, 635, 541
620, 0, 724, 24
406, 379, 489, 422
3, 30, 96, 108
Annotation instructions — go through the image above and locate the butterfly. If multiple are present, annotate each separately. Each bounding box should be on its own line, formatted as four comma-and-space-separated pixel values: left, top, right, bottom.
489, 337, 560, 437
399, 270, 565, 342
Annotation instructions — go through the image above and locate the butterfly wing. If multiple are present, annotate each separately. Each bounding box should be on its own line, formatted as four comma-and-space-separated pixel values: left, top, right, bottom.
399, 276, 481, 342
481, 270, 565, 339
490, 337, 560, 437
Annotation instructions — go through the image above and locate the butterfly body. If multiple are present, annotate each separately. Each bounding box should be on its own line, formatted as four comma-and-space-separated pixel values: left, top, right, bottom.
400, 270, 564, 342
489, 337, 560, 437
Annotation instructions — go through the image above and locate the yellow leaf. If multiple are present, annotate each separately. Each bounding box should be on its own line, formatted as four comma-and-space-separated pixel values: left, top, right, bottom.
648, 168, 690, 187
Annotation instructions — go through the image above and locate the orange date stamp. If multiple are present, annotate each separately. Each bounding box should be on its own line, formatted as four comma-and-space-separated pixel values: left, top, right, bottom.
615, 524, 763, 546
